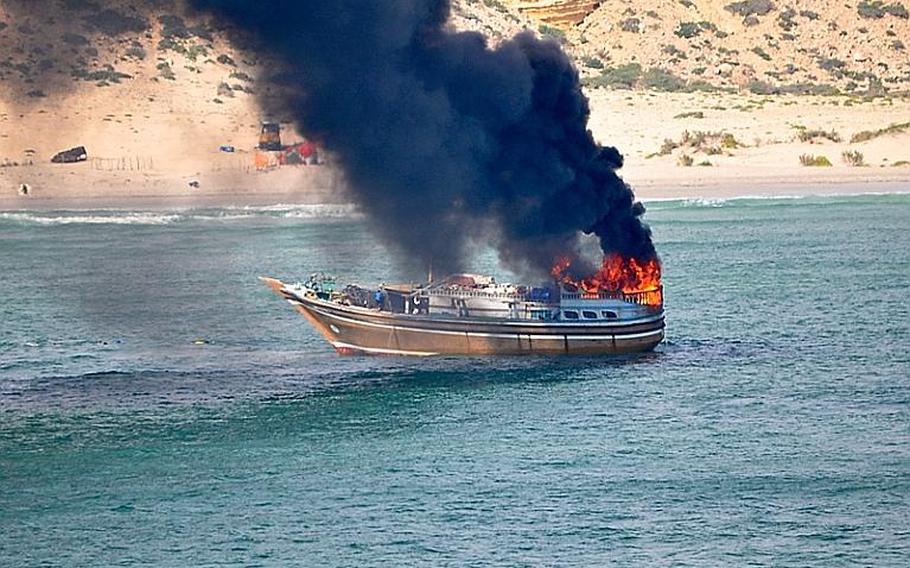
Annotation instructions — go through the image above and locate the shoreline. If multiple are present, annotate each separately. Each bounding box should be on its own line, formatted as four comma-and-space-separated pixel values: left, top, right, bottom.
1, 174, 906, 211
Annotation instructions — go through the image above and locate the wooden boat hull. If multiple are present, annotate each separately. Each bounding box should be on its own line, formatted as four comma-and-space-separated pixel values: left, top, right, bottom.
264, 278, 665, 356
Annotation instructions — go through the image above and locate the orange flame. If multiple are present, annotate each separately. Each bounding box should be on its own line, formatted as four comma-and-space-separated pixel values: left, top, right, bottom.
551, 254, 663, 306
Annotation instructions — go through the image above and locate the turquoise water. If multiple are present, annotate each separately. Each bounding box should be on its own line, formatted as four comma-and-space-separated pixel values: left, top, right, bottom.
1, 194, 908, 566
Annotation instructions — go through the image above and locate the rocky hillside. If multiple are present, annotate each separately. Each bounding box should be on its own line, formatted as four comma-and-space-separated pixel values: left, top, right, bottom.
481, 0, 910, 95
570, 0, 910, 95
1, 0, 905, 109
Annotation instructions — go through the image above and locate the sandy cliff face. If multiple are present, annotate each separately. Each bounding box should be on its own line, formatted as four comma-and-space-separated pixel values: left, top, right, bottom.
503, 0, 601, 28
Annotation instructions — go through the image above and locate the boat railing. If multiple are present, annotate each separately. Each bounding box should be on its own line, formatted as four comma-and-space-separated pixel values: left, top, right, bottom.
561, 286, 663, 307
426, 289, 526, 300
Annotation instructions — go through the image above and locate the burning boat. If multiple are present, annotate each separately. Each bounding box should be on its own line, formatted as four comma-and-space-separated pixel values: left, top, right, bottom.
261, 256, 664, 356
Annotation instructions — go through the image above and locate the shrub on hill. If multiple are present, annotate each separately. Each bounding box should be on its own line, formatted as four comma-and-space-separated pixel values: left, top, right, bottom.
156, 61, 176, 81
125, 44, 146, 60
583, 63, 642, 88
62, 33, 90, 46
751, 47, 772, 61
857, 1, 909, 19
229, 70, 254, 83
72, 64, 131, 84
82, 9, 147, 36
725, 0, 775, 18
620, 18, 641, 33
850, 121, 910, 142
642, 68, 686, 91
538, 24, 566, 43
675, 21, 717, 39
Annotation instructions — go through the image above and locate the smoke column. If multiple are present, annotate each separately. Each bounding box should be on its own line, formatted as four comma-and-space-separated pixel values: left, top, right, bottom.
210, 1, 657, 278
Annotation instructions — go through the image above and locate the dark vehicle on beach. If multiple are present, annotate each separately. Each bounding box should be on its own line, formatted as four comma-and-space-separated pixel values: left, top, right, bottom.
50, 146, 87, 164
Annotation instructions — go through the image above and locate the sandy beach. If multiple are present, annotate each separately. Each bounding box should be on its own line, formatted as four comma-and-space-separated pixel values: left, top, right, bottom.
2, 88, 908, 209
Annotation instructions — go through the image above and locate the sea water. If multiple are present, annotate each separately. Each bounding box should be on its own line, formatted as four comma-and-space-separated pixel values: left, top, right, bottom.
1, 194, 908, 566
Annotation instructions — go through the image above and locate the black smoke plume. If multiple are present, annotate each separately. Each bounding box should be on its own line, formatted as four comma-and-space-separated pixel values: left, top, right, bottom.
195, 0, 656, 278
194, 0, 656, 279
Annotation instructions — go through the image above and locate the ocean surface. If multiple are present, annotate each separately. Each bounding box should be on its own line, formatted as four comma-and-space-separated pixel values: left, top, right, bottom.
1, 193, 908, 566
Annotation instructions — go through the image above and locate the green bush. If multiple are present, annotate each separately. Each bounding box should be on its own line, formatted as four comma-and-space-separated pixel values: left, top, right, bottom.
583, 63, 642, 88
779, 83, 840, 96
675, 22, 701, 38
799, 154, 833, 166
72, 65, 132, 84
751, 47, 772, 61
678, 154, 694, 167
159, 15, 190, 39
217, 82, 234, 98
158, 38, 187, 55
186, 44, 208, 62
538, 24, 566, 43
126, 44, 146, 60
818, 57, 845, 72
777, 8, 797, 30
642, 68, 686, 91
620, 18, 641, 32
721, 133, 741, 148
581, 56, 603, 69
156, 61, 176, 81
857, 1, 909, 18
217, 54, 236, 66
746, 79, 777, 94
663, 44, 687, 59
687, 80, 725, 92
229, 70, 254, 82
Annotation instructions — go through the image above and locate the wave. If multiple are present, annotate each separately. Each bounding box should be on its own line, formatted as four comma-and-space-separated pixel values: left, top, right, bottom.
642, 191, 910, 210
0, 203, 362, 226
0, 212, 182, 225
